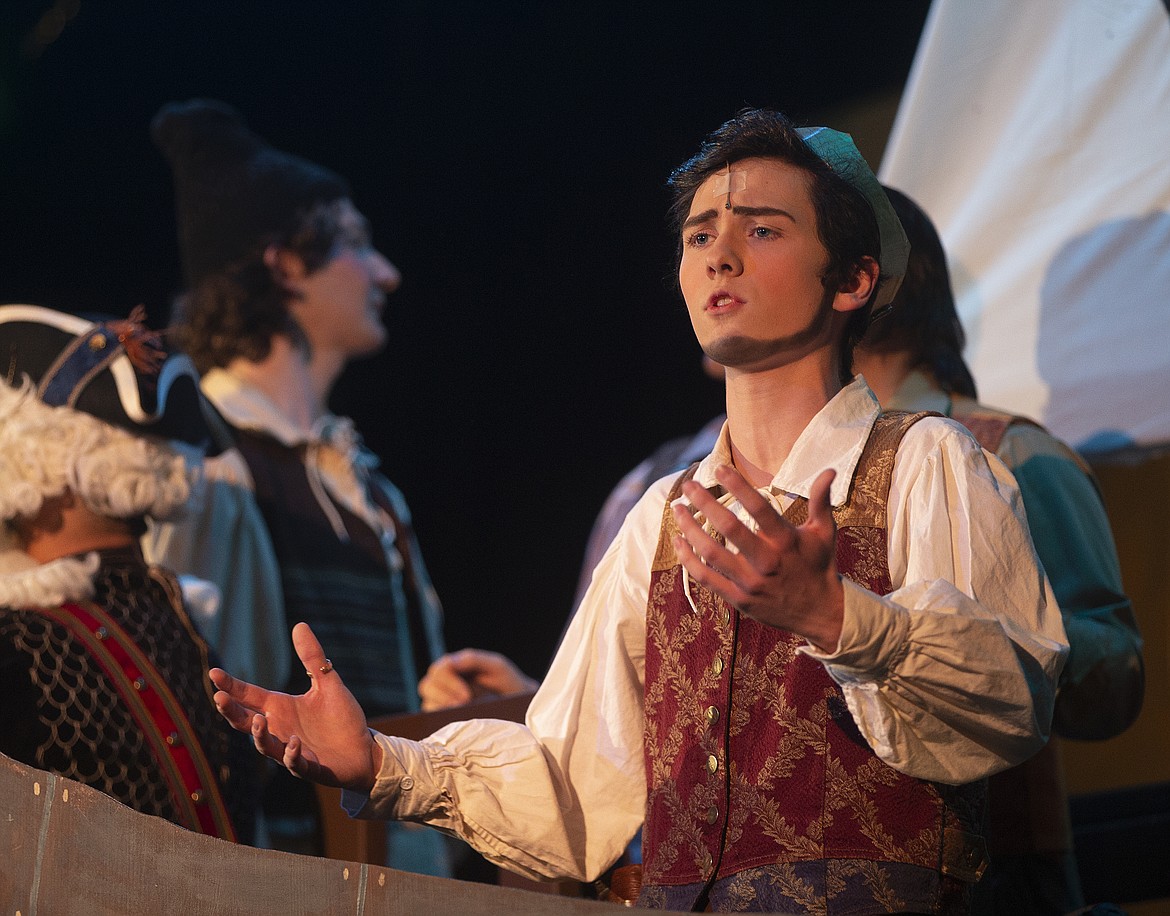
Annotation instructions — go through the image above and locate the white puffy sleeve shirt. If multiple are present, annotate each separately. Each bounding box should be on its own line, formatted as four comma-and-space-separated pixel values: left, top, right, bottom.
344, 379, 1068, 882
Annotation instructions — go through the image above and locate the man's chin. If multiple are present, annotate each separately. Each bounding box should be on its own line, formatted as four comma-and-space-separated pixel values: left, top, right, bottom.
701, 311, 834, 371
701, 335, 784, 369
349, 327, 388, 360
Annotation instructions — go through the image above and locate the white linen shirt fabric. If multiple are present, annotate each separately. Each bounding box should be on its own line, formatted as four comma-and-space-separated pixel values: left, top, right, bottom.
344, 378, 1068, 883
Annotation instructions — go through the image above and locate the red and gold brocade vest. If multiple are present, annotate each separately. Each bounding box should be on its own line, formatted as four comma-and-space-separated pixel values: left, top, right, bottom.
640, 411, 988, 905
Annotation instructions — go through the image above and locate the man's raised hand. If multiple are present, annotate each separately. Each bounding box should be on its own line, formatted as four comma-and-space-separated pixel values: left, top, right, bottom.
210, 622, 382, 793
671, 464, 844, 652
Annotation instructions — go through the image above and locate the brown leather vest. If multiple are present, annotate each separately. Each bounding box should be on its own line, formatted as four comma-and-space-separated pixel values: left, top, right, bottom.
640, 411, 988, 903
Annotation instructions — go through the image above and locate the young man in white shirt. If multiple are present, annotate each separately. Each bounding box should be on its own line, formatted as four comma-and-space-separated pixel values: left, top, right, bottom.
212, 109, 1067, 914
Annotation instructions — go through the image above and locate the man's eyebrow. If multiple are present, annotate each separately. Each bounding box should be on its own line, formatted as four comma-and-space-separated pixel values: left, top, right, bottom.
681, 205, 797, 231
682, 208, 718, 231
734, 206, 797, 222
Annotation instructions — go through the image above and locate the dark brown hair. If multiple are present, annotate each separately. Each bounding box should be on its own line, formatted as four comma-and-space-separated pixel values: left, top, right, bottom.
860, 186, 977, 399
171, 201, 346, 373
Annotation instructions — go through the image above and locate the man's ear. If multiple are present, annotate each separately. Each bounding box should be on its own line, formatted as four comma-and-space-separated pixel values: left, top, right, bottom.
263, 245, 309, 283
832, 255, 880, 314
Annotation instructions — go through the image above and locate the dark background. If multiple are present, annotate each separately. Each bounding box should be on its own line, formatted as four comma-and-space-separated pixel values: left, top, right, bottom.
0, 1, 932, 681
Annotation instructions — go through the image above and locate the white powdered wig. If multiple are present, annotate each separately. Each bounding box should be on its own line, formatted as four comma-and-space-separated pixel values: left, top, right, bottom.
0, 378, 193, 523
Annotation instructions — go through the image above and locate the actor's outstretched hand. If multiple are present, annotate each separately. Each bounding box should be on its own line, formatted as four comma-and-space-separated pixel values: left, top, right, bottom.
672, 464, 844, 652
210, 622, 382, 793
418, 648, 539, 712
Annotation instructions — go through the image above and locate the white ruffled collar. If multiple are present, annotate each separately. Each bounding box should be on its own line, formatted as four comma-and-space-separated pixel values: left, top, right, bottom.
201, 367, 378, 466
0, 548, 100, 609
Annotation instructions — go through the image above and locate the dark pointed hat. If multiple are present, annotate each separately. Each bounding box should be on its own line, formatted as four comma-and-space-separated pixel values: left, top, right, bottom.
152, 98, 350, 287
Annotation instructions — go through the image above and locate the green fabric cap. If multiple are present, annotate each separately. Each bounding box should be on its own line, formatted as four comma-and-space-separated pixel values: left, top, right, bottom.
797, 126, 909, 311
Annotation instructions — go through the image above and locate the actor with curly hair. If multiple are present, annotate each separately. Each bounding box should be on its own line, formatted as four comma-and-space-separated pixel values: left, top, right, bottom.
145, 100, 446, 870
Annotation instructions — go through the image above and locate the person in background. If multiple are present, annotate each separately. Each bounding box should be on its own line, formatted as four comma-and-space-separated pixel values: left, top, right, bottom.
570, 356, 726, 612
144, 99, 446, 871
853, 185, 1144, 915
418, 356, 723, 712
211, 110, 1067, 914
0, 303, 252, 843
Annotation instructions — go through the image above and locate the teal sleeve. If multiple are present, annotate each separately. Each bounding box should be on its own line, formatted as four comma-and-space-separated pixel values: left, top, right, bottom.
141, 449, 291, 692
1002, 425, 1144, 740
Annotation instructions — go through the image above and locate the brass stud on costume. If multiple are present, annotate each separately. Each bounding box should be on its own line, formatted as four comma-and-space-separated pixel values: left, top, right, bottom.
706, 754, 719, 774
88, 333, 107, 350
706, 706, 719, 726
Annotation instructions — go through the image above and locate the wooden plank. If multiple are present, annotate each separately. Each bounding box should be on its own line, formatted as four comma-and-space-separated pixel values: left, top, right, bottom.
0, 750, 661, 915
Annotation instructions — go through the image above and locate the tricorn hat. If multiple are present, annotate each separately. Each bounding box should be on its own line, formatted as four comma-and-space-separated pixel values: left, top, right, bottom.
0, 303, 222, 452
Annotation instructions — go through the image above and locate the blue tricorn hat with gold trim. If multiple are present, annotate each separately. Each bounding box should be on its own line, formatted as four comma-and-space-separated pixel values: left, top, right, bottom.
0, 304, 222, 453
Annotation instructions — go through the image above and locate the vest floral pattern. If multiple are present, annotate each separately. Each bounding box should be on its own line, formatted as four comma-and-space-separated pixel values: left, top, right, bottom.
639, 412, 987, 914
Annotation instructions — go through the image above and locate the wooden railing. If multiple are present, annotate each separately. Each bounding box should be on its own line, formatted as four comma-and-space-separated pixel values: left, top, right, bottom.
1, 743, 645, 915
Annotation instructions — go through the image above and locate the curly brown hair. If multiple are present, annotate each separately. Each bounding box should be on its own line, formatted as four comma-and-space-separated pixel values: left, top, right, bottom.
171, 201, 347, 373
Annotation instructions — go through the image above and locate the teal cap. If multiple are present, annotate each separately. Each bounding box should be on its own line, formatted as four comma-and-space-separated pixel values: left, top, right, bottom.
797, 126, 909, 313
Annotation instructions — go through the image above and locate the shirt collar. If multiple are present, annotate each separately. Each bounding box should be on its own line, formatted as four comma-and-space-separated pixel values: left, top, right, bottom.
881, 368, 952, 416
0, 547, 100, 608
202, 367, 343, 448
693, 376, 880, 508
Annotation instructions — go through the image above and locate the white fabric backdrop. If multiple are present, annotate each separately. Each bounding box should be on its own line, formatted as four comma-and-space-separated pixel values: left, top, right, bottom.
879, 0, 1170, 453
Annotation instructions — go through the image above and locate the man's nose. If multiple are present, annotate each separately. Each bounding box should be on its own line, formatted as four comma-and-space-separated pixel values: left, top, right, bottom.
706, 234, 743, 276
369, 250, 402, 293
